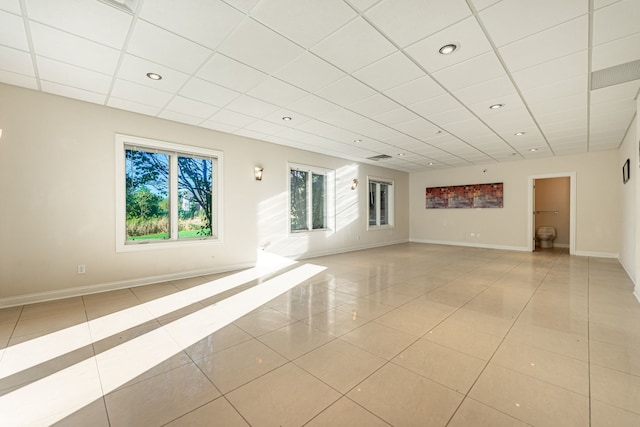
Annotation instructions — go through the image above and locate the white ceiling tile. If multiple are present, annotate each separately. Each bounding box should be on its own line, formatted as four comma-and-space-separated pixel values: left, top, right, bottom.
200, 120, 240, 134
179, 78, 240, 107
225, 95, 280, 118
410, 94, 463, 118
528, 92, 587, 116
37, 56, 112, 93
433, 52, 505, 91
427, 107, 476, 126
482, 107, 537, 132
349, 118, 401, 141
127, 20, 212, 74
295, 120, 355, 142
383, 75, 445, 105
316, 75, 376, 105
0, 10, 28, 50
591, 79, 640, 105
287, 94, 340, 117
405, 16, 492, 73
511, 50, 587, 92
318, 108, 370, 130
0, 45, 33, 76
593, 0, 640, 46
366, 0, 471, 47
499, 15, 588, 72
209, 109, 257, 128
0, 0, 20, 14
594, 0, 620, 9
30, 22, 121, 74
117, 54, 190, 92
40, 80, 106, 105
467, 92, 526, 118
139, 0, 244, 49
197, 53, 267, 93
223, 0, 260, 13
158, 109, 203, 126
244, 120, 291, 135
247, 77, 308, 106
349, 0, 383, 12
274, 52, 345, 92
453, 76, 516, 105
218, 18, 305, 74
107, 97, 162, 117
272, 127, 314, 141
521, 75, 587, 104
251, 0, 356, 48
469, 0, 501, 11
353, 51, 424, 91
348, 93, 400, 117
164, 96, 219, 119
393, 118, 441, 139
311, 17, 396, 73
25, 0, 132, 48
374, 107, 421, 126
443, 119, 496, 139
479, 0, 587, 47
592, 32, 640, 71
110, 79, 173, 108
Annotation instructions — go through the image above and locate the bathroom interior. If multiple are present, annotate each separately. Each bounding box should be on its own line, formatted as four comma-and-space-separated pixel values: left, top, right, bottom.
534, 177, 571, 250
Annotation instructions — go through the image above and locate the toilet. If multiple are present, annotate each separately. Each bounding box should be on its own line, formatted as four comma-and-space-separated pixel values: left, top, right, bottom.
536, 226, 556, 248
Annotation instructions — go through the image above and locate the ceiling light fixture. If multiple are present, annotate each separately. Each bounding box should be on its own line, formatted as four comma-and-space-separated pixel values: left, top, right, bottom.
489, 103, 504, 110
515, 131, 526, 136
146, 72, 162, 80
282, 116, 292, 121
438, 43, 458, 55
398, 153, 405, 157
353, 139, 362, 143
428, 162, 434, 166
529, 148, 538, 152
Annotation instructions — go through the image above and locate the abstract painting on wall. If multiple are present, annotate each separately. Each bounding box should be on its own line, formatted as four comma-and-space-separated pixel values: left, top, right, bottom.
426, 183, 503, 209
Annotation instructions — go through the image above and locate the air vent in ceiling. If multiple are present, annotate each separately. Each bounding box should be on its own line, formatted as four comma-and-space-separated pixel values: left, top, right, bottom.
367, 154, 392, 161
591, 60, 640, 90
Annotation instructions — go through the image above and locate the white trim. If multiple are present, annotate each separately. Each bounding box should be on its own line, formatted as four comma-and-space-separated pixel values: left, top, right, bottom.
0, 262, 254, 309
367, 176, 395, 230
287, 162, 335, 233
410, 238, 529, 252
574, 250, 619, 258
528, 172, 576, 255
115, 134, 224, 252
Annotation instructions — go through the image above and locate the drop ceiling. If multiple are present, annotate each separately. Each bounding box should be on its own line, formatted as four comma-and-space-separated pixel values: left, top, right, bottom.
1, 0, 639, 172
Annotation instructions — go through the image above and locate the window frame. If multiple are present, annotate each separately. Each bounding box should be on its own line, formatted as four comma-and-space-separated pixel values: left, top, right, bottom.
367, 176, 394, 230
115, 134, 224, 252
288, 162, 334, 233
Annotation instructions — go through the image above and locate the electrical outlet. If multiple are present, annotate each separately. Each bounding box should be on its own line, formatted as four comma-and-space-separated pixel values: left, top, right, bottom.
77, 264, 86, 274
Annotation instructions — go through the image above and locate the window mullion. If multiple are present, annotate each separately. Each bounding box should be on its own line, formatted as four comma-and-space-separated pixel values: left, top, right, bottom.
376, 183, 381, 226
307, 171, 313, 230
169, 153, 179, 240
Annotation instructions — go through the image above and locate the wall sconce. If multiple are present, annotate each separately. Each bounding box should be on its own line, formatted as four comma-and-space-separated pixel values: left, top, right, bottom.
351, 178, 359, 190
254, 167, 264, 181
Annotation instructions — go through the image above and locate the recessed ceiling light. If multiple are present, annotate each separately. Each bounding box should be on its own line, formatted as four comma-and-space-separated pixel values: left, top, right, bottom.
515, 131, 526, 136
529, 148, 538, 152
438, 43, 458, 55
282, 116, 292, 121
353, 139, 362, 143
146, 72, 162, 80
435, 130, 442, 134
398, 153, 405, 157
428, 162, 434, 166
489, 103, 504, 110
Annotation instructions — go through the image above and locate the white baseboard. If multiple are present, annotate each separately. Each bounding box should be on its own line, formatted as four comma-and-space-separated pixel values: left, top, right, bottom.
574, 250, 619, 258
0, 240, 411, 309
0, 262, 254, 309
409, 239, 529, 252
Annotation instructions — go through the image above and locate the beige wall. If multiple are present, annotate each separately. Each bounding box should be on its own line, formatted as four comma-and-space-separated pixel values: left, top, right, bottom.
409, 151, 620, 256
619, 113, 637, 295
0, 84, 409, 304
534, 177, 570, 247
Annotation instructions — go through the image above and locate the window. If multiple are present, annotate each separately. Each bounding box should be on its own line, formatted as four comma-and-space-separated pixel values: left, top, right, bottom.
368, 177, 394, 229
115, 134, 223, 251
289, 163, 332, 232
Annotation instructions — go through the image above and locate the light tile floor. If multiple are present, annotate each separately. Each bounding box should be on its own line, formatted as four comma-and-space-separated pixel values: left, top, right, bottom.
1, 243, 640, 426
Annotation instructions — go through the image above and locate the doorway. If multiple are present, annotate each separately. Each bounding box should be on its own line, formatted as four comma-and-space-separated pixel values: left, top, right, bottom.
527, 173, 576, 254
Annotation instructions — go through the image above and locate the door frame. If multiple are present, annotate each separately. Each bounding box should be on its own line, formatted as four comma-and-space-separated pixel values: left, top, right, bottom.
527, 172, 577, 255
